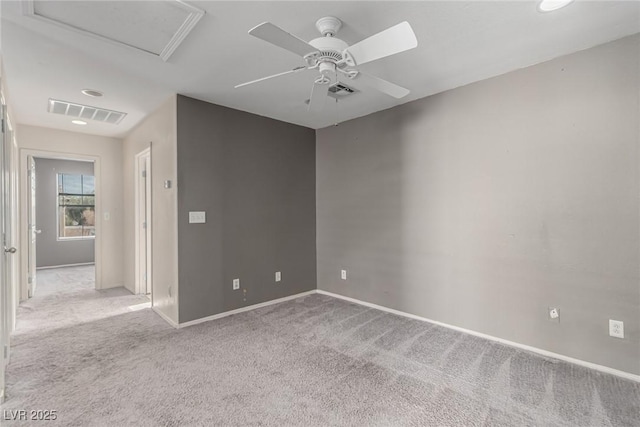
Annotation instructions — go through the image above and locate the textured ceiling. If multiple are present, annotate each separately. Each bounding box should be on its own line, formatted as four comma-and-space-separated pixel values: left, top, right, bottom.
2, 1, 639, 137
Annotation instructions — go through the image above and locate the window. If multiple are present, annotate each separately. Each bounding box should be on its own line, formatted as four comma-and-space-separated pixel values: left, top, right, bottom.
58, 174, 95, 239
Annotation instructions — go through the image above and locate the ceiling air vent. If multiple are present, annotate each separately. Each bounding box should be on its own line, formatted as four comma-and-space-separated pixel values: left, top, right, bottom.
327, 82, 357, 99
48, 99, 127, 124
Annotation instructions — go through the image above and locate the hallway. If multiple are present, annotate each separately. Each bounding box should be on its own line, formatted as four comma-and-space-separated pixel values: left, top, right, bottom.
9, 266, 150, 335
3, 265, 163, 424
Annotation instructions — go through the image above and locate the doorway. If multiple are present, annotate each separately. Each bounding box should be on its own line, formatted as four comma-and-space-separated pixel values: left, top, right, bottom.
134, 148, 151, 297
20, 150, 101, 301
30, 157, 96, 296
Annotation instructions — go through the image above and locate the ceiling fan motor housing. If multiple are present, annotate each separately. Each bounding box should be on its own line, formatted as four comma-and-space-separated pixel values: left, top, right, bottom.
308, 36, 349, 67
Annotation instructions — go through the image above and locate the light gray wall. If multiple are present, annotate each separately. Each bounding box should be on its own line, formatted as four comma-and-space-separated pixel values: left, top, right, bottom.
316, 35, 640, 375
123, 96, 179, 323
177, 95, 316, 323
35, 157, 94, 268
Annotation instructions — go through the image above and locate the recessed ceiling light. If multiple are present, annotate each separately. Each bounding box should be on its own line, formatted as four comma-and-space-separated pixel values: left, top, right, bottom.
71, 120, 87, 125
81, 89, 103, 97
538, 0, 574, 12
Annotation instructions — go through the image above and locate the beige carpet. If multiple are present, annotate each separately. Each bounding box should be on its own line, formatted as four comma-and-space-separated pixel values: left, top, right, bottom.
2, 265, 639, 426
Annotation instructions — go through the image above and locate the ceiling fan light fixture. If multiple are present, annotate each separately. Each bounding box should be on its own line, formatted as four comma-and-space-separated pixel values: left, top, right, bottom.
538, 0, 574, 13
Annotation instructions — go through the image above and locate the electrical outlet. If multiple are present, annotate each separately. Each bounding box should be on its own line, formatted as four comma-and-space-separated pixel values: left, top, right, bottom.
609, 319, 624, 339
232, 278, 240, 290
275, 271, 281, 282
341, 269, 347, 280
548, 307, 560, 322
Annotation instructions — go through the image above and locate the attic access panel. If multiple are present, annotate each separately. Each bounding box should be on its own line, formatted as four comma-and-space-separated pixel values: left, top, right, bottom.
23, 0, 204, 61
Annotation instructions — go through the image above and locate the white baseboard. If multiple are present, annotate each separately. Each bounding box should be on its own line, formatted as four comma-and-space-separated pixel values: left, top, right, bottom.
177, 290, 317, 329
149, 286, 639, 382
98, 283, 124, 290
316, 289, 640, 383
37, 262, 95, 270
152, 306, 179, 329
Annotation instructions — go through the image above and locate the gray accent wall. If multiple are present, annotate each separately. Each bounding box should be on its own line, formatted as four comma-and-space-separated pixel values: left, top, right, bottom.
316, 35, 640, 375
35, 157, 94, 267
177, 95, 316, 323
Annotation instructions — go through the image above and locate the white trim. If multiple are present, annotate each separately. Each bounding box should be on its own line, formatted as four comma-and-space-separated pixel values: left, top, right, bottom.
159, 1, 206, 61
316, 290, 640, 383
176, 290, 317, 329
23, 0, 204, 62
55, 171, 96, 242
36, 262, 94, 270
152, 306, 179, 329
19, 149, 101, 299
56, 236, 95, 242
134, 148, 151, 296
150, 287, 640, 381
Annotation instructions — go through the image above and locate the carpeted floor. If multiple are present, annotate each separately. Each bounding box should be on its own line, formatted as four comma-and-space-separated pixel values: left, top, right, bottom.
2, 266, 639, 426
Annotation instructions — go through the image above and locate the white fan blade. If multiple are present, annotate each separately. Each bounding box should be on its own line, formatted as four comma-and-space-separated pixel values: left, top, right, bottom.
343, 21, 417, 66
308, 81, 329, 112
235, 66, 307, 89
249, 22, 318, 57
354, 72, 410, 98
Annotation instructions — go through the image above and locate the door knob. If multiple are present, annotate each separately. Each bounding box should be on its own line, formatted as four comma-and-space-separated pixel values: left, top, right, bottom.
35, 229, 42, 234
4, 247, 17, 254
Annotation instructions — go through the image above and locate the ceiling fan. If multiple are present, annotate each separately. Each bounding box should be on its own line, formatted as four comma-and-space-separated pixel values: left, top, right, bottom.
235, 16, 418, 112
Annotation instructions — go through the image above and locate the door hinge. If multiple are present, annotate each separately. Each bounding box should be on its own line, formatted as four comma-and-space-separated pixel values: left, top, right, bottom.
3, 345, 7, 359
28, 276, 32, 284
142, 170, 147, 178
1, 118, 5, 133
142, 221, 147, 229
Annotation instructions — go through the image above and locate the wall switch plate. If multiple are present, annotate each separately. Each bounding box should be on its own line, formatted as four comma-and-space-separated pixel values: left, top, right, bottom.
275, 271, 281, 282
609, 319, 624, 338
233, 278, 240, 290
341, 269, 347, 280
189, 211, 206, 224
548, 307, 560, 322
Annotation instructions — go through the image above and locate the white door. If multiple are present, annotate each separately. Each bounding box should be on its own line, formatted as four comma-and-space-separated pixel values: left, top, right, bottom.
0, 101, 6, 401
143, 154, 151, 295
27, 156, 37, 297
1, 100, 17, 401
135, 149, 152, 295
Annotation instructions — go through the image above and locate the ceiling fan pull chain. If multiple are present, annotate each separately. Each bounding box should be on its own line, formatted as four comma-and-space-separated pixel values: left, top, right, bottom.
334, 69, 340, 126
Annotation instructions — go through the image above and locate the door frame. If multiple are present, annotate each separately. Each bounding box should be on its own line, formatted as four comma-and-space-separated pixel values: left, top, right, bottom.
19, 149, 101, 300
134, 147, 152, 296
26, 155, 36, 297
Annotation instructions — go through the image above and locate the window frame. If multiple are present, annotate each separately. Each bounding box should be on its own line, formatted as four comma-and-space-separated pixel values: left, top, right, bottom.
56, 173, 96, 241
